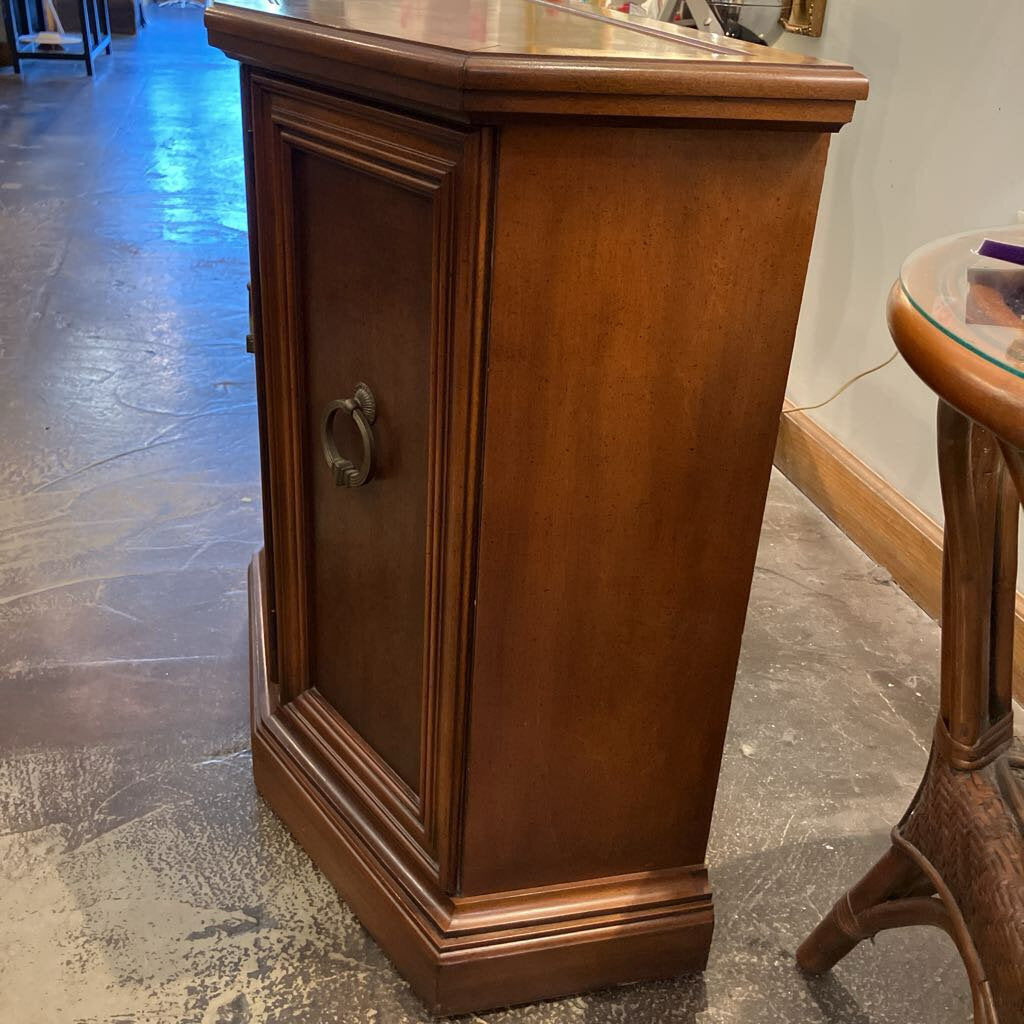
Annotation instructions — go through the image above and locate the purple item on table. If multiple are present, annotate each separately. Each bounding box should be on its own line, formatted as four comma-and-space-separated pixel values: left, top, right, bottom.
979, 238, 1024, 267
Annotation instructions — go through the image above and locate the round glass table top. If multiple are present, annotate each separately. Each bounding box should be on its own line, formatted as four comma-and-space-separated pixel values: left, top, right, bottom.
899, 225, 1024, 380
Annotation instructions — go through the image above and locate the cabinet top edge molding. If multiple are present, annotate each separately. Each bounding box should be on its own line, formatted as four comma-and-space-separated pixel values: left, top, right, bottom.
205, 0, 867, 125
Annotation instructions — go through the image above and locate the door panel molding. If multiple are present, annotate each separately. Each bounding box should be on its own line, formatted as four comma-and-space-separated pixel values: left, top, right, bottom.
250, 74, 493, 880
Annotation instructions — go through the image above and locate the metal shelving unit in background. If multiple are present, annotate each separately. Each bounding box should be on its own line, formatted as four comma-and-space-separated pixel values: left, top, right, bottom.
1, 0, 112, 76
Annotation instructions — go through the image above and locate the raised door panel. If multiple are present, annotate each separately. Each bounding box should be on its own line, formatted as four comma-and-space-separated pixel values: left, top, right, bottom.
249, 75, 490, 870
295, 142, 433, 793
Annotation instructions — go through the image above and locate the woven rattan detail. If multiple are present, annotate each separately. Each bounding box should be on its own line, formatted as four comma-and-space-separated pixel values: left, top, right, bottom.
934, 714, 1015, 771
901, 756, 1024, 1022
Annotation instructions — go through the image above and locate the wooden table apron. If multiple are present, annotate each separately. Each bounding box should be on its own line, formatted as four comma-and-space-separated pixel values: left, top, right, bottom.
798, 285, 1024, 1024
206, 0, 868, 1013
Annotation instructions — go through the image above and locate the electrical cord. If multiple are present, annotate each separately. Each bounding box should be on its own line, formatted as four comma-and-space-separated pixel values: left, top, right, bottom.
784, 350, 899, 415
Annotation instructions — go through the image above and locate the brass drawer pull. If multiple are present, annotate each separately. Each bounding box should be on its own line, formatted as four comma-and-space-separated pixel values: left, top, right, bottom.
320, 383, 377, 488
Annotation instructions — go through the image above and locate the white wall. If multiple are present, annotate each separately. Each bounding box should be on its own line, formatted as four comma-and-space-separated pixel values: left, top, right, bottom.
776, 1, 1024, 540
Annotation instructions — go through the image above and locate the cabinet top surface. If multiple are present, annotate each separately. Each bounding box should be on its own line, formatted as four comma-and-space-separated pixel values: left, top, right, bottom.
205, 0, 866, 121
209, 0, 836, 67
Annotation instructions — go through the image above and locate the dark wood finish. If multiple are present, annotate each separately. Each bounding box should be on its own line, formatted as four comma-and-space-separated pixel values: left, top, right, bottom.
798, 287, 1024, 1024
248, 73, 492, 867
288, 100, 459, 794
212, 1, 866, 1012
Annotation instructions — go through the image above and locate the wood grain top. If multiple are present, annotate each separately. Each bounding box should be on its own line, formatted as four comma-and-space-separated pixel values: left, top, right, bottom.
206, 0, 867, 124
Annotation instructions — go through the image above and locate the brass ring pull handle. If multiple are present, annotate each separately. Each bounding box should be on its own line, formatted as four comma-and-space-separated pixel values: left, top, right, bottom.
320, 383, 377, 488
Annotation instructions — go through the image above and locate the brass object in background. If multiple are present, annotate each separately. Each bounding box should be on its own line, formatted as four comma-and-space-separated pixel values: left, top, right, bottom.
781, 0, 828, 37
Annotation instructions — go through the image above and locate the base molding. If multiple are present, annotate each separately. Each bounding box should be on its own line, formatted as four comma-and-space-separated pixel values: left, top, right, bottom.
248, 552, 715, 1015
774, 401, 1024, 702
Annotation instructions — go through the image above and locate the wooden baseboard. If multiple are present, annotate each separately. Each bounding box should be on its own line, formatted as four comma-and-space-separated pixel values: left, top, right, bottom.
774, 401, 1024, 703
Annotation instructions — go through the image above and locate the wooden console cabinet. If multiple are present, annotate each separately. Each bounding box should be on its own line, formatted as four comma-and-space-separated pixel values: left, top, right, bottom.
206, 1, 866, 1013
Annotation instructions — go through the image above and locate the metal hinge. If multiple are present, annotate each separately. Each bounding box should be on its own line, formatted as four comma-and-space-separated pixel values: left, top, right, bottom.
246, 281, 256, 354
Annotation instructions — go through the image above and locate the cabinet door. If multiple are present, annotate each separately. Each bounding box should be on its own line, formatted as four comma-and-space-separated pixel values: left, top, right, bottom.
249, 76, 489, 866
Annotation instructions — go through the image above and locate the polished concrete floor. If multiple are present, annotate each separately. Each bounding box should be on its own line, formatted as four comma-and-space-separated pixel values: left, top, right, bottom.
0, 12, 985, 1024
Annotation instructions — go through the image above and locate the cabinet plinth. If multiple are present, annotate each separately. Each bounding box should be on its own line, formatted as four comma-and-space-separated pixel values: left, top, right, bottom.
210, 0, 866, 1012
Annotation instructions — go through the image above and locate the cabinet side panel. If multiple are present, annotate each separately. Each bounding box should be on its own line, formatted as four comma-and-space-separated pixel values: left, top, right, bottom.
461, 123, 829, 895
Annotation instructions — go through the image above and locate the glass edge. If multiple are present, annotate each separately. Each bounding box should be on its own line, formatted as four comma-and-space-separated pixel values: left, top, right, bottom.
898, 280, 1024, 382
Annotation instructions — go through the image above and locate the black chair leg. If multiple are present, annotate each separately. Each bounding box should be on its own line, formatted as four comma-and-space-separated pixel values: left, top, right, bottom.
98, 0, 111, 53
2, 0, 23, 72
77, 0, 93, 74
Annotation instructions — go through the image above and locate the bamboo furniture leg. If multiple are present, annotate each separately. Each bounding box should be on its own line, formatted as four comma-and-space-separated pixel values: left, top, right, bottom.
797, 401, 1024, 1024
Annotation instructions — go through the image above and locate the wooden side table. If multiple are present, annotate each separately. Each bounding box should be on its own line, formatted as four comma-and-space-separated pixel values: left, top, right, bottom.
798, 226, 1024, 1023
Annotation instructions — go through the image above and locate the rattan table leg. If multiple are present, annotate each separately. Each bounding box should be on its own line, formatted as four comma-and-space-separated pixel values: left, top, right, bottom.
798, 404, 1024, 1024
795, 844, 936, 973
